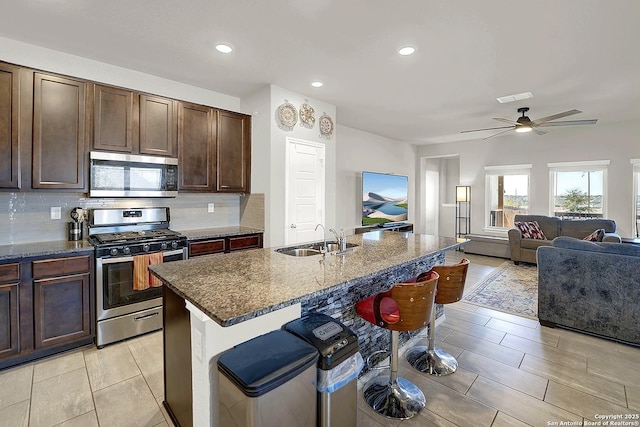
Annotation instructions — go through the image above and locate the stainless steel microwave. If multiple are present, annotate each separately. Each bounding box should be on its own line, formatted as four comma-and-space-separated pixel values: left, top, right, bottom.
89, 151, 178, 198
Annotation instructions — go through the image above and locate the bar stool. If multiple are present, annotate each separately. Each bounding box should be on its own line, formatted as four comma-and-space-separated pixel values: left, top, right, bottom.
355, 271, 438, 419
405, 258, 470, 376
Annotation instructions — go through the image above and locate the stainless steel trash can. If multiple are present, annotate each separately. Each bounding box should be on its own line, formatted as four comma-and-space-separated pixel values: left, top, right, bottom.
217, 330, 319, 427
284, 313, 363, 427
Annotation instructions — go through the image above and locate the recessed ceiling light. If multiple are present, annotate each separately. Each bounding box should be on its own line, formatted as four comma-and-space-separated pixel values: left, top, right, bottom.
398, 46, 416, 56
215, 44, 233, 54
311, 81, 324, 88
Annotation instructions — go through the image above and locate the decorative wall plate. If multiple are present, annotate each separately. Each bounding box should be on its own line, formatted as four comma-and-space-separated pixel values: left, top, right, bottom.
319, 113, 334, 139
277, 100, 297, 130
299, 101, 315, 129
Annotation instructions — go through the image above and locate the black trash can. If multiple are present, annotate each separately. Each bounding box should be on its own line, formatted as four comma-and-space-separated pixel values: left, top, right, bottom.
217, 330, 319, 427
284, 313, 363, 427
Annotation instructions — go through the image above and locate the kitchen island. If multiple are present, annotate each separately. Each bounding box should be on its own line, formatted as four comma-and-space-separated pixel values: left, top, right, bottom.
150, 231, 462, 427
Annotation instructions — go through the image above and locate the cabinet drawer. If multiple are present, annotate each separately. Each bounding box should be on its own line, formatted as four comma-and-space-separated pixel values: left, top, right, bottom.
228, 234, 263, 251
189, 239, 226, 257
0, 263, 19, 283
32, 255, 91, 279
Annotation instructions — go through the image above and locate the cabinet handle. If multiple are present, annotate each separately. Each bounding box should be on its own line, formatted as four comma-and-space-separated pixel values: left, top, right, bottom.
134, 312, 159, 321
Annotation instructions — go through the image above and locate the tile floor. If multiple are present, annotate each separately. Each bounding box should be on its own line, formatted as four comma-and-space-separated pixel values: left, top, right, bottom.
0, 252, 638, 427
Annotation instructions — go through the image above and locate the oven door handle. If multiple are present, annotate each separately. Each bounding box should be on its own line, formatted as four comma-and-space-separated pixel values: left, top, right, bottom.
99, 249, 185, 264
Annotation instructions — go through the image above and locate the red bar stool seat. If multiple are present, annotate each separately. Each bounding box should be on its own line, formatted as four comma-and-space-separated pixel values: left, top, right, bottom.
356, 271, 438, 420
405, 258, 470, 376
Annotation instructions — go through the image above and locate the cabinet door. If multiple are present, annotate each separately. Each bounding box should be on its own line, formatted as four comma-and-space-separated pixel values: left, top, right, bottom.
140, 94, 176, 157
217, 111, 251, 193
92, 84, 136, 153
33, 273, 91, 349
0, 263, 20, 359
32, 73, 87, 190
227, 234, 263, 251
0, 63, 21, 189
178, 102, 216, 191
188, 239, 226, 257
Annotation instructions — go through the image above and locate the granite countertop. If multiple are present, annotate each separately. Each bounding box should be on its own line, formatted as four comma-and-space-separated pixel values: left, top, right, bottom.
177, 226, 264, 241
150, 231, 461, 327
0, 239, 95, 261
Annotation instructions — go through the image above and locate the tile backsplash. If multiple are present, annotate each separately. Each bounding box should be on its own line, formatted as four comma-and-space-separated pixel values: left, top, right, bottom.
0, 192, 265, 245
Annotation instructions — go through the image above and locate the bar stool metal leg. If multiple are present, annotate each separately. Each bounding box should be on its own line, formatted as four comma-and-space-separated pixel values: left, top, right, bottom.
405, 306, 458, 376
363, 330, 426, 419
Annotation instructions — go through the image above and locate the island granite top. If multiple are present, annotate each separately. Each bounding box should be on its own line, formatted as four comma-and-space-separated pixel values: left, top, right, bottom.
150, 231, 462, 327
0, 239, 95, 261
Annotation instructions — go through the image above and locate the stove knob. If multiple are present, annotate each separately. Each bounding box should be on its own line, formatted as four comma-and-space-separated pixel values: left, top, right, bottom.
161, 242, 168, 250
110, 248, 119, 257
171, 241, 179, 249
143, 244, 150, 252
123, 246, 131, 255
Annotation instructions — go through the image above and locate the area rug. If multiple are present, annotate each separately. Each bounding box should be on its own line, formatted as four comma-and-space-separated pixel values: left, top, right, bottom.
463, 261, 538, 319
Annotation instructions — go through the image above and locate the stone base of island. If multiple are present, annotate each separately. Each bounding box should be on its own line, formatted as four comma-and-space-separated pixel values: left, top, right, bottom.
150, 230, 463, 427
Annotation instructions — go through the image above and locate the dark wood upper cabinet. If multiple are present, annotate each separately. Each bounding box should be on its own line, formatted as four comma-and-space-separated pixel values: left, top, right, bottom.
31, 72, 88, 190
178, 101, 216, 191
217, 110, 251, 193
92, 84, 136, 153
140, 94, 176, 157
0, 63, 22, 189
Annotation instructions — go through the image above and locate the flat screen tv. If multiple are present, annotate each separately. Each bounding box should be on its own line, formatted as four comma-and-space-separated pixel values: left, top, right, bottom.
362, 171, 408, 226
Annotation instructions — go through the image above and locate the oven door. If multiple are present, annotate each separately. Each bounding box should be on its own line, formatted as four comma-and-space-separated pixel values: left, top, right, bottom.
96, 249, 185, 321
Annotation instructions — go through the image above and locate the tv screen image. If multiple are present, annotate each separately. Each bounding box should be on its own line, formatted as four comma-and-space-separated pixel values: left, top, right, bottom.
362, 171, 408, 225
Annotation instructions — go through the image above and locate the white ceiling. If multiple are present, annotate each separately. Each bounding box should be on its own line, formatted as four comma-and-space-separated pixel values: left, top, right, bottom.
2, 0, 639, 144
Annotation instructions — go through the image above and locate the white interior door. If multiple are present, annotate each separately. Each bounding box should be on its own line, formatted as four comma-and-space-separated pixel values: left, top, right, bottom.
286, 139, 325, 245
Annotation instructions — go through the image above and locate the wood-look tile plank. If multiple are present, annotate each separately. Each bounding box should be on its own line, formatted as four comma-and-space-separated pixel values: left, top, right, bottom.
398, 364, 478, 395
474, 306, 541, 329
491, 411, 533, 427
487, 318, 560, 346
627, 384, 640, 412
441, 313, 506, 344
444, 305, 492, 325
545, 381, 632, 421
520, 354, 627, 407
500, 334, 588, 371
444, 331, 525, 367
586, 353, 640, 387
467, 376, 581, 426
457, 351, 548, 399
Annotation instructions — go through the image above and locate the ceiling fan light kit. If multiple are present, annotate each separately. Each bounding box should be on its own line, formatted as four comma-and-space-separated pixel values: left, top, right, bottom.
462, 106, 598, 139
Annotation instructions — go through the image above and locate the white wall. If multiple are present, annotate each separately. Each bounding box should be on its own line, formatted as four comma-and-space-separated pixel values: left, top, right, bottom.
417, 121, 640, 238
0, 37, 241, 112
336, 125, 417, 234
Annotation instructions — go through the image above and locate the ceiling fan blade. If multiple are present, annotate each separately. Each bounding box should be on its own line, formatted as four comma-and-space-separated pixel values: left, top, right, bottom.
460, 125, 514, 134
483, 128, 515, 140
533, 127, 548, 135
536, 119, 598, 127
493, 117, 520, 125
532, 109, 582, 125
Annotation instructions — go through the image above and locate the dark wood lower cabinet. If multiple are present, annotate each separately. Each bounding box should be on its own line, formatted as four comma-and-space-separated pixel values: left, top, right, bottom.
163, 285, 192, 427
188, 233, 263, 257
0, 252, 94, 371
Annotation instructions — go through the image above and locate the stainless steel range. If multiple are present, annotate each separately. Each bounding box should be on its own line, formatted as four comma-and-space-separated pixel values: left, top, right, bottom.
88, 207, 187, 347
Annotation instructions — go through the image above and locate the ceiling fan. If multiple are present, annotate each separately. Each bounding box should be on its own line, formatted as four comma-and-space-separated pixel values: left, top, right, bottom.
461, 107, 598, 140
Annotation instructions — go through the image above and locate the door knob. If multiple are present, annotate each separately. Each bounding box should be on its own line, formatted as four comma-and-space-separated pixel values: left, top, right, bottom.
290, 224, 297, 228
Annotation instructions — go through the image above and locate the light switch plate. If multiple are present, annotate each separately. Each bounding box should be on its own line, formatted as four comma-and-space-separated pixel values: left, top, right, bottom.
50, 207, 61, 220
207, 203, 215, 213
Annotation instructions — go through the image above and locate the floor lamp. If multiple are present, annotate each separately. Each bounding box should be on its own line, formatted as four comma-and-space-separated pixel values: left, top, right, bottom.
455, 186, 471, 240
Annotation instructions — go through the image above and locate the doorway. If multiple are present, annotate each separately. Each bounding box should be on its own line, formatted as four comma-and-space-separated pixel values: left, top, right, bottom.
285, 138, 326, 245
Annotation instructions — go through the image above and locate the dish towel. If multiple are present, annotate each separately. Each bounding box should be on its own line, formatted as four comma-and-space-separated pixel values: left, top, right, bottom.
133, 253, 164, 291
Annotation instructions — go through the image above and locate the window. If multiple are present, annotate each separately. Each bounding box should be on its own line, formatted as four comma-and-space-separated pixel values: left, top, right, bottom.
633, 159, 640, 237
485, 165, 531, 230
548, 161, 609, 219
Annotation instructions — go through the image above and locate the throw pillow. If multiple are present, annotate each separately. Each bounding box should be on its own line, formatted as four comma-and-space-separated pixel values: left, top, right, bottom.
583, 228, 605, 242
515, 221, 547, 240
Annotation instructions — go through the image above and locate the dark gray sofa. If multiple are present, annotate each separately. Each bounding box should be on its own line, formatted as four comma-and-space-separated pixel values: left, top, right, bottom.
508, 214, 621, 264
537, 237, 640, 345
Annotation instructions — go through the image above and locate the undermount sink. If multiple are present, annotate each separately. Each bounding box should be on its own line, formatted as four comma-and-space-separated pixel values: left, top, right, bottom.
276, 241, 358, 257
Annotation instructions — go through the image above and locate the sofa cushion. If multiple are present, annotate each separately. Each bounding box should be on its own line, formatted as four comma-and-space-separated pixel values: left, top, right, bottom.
521, 238, 552, 250
560, 219, 616, 239
552, 236, 640, 257
582, 229, 605, 242
515, 221, 547, 240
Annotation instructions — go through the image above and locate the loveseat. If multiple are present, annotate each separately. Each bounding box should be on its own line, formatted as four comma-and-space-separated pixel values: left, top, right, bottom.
537, 237, 640, 345
508, 214, 621, 264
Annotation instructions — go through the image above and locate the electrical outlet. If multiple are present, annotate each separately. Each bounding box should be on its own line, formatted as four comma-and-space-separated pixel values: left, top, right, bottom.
50, 207, 61, 220
207, 203, 215, 213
